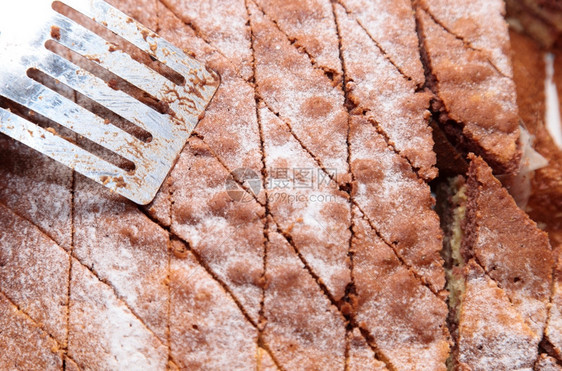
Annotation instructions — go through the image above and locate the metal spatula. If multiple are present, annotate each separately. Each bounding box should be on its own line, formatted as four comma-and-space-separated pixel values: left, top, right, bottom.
0, 0, 219, 204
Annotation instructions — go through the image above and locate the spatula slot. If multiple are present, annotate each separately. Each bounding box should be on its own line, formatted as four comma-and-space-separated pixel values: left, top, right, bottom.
0, 96, 136, 173
44, 40, 172, 118
0, 97, 74, 140
0, 0, 220, 204
52, 1, 187, 87
27, 67, 153, 144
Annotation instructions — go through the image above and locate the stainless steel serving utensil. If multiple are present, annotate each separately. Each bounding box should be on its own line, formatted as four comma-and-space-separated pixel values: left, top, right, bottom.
0, 0, 219, 204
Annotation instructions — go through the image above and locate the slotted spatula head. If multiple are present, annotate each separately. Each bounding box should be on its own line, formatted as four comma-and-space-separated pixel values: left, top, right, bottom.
0, 0, 220, 204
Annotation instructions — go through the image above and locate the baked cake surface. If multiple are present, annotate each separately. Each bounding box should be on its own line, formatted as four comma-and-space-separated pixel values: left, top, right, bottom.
1, 0, 555, 369
415, 0, 522, 175
440, 155, 555, 370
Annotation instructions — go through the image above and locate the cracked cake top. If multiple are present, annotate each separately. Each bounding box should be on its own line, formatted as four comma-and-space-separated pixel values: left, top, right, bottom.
416, 0, 522, 175
0, 0, 555, 369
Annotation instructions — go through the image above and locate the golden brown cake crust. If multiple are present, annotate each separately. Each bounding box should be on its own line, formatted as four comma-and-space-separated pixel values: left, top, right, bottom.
456, 261, 539, 370
4, 0, 545, 368
352, 208, 449, 370
0, 293, 63, 370
416, 0, 522, 175
349, 115, 445, 292
254, 0, 343, 81
335, 2, 437, 180
463, 155, 553, 336
535, 353, 562, 371
338, 0, 426, 87
264, 226, 347, 370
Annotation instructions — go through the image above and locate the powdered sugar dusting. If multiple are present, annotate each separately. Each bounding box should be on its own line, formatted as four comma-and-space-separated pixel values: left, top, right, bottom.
195, 76, 263, 173
161, 0, 253, 80
347, 328, 388, 371
261, 106, 351, 300
473, 226, 550, 336
0, 204, 69, 345
68, 262, 168, 370
534, 353, 562, 371
170, 137, 265, 322
352, 210, 449, 371
349, 115, 445, 292
255, 0, 342, 77
421, 0, 513, 78
0, 137, 72, 249
457, 262, 538, 370
335, 4, 436, 180
169, 246, 258, 369
250, 1, 349, 174
264, 228, 346, 369
0, 0, 545, 367
73, 179, 170, 342
155, 3, 264, 181
0, 293, 63, 370
340, 0, 425, 86
466, 158, 553, 338
144, 176, 172, 227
